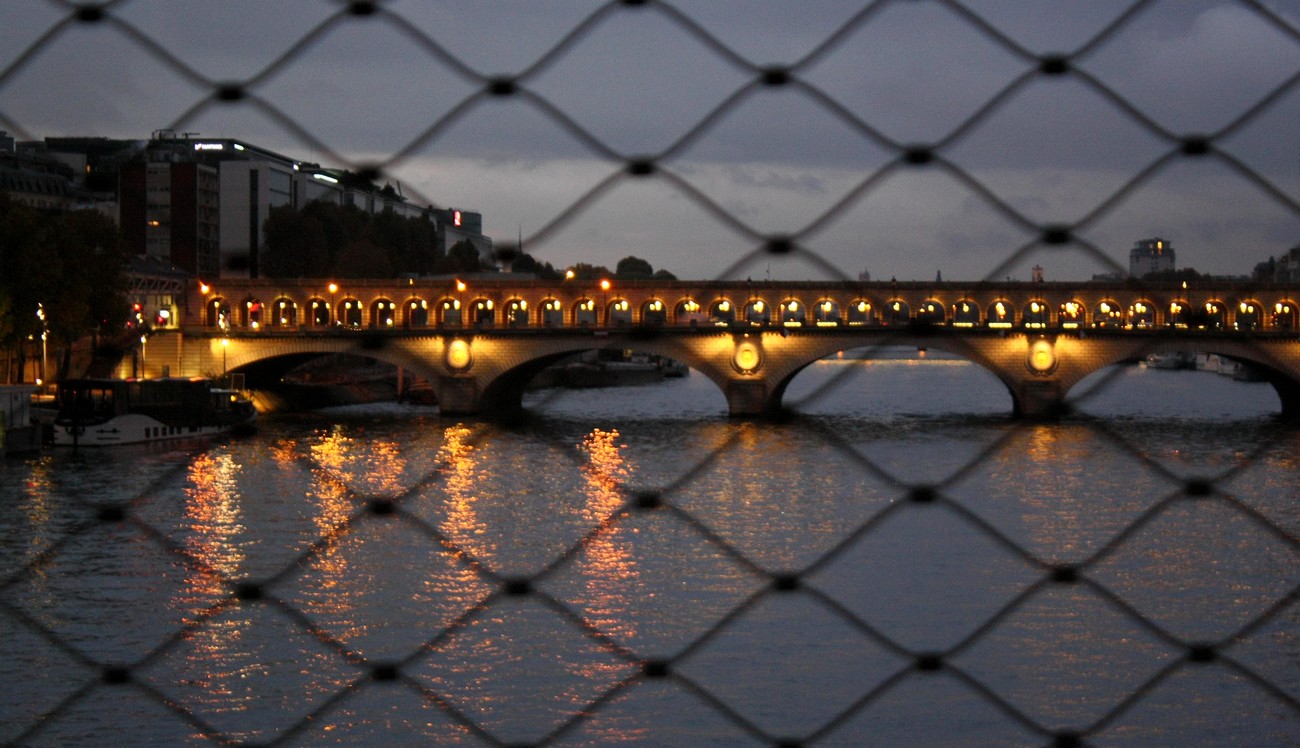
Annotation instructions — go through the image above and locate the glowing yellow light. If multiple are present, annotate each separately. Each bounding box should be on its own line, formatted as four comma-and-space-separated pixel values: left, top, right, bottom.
1030, 301, 1041, 314
733, 341, 760, 373
446, 339, 471, 371
1100, 302, 1111, 314
995, 302, 1006, 316
788, 301, 799, 312
328, 282, 338, 294
857, 301, 868, 312
565, 269, 575, 280
892, 302, 901, 312
456, 280, 467, 293
1028, 339, 1055, 373
600, 279, 611, 291
199, 282, 210, 295
753, 300, 765, 313
718, 300, 730, 312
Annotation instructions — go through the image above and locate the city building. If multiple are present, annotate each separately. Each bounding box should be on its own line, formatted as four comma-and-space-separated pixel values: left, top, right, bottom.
1129, 237, 1175, 278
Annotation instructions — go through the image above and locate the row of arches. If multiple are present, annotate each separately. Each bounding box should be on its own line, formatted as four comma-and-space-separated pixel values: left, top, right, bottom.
203, 294, 1300, 332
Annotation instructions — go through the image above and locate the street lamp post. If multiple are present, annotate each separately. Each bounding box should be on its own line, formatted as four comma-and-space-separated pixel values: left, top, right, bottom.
36, 304, 47, 388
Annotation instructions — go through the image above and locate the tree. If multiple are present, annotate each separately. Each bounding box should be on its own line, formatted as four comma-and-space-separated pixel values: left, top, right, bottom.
615, 255, 654, 279
568, 262, 611, 281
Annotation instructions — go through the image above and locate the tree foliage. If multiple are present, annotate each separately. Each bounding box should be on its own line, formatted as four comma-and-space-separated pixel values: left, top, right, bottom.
0, 193, 131, 379
261, 201, 439, 279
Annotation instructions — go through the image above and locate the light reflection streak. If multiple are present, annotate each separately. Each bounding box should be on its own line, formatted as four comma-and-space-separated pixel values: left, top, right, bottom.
172, 451, 255, 721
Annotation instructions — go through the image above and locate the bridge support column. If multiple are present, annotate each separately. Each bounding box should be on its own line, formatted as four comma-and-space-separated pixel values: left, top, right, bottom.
1014, 379, 1066, 419
436, 376, 480, 416
726, 379, 769, 417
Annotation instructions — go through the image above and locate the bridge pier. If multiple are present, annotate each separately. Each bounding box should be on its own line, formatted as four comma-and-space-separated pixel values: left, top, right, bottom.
725, 379, 770, 417
435, 376, 480, 416
1012, 379, 1067, 419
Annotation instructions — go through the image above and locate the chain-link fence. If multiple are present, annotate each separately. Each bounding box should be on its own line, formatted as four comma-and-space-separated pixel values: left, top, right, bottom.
2, 1, 1299, 745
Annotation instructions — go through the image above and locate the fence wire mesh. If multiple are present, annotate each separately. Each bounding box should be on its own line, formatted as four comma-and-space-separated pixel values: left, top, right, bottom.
1, 1, 1299, 745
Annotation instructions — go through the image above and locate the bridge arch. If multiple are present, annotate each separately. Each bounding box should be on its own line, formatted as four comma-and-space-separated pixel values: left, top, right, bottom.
574, 298, 597, 326
1127, 299, 1154, 329
1056, 338, 1300, 419
206, 296, 230, 329
404, 298, 429, 328
540, 298, 564, 326
1059, 300, 1083, 329
1022, 300, 1048, 329
988, 300, 1014, 328
814, 299, 840, 326
847, 300, 872, 325
953, 300, 980, 327
371, 298, 397, 328
676, 298, 704, 325
917, 299, 945, 325
641, 299, 667, 326
780, 299, 804, 326
438, 298, 462, 326
1095, 299, 1122, 328
272, 297, 297, 327
710, 299, 736, 325
744, 298, 769, 326
1272, 300, 1296, 330
608, 298, 632, 326
505, 298, 529, 328
1235, 300, 1262, 330
882, 299, 909, 326
339, 298, 363, 327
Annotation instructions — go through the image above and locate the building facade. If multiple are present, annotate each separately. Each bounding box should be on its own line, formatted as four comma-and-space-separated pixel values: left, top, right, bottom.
1129, 237, 1175, 278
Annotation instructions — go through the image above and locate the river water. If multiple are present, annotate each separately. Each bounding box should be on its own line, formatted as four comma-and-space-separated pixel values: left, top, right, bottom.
1, 352, 1297, 746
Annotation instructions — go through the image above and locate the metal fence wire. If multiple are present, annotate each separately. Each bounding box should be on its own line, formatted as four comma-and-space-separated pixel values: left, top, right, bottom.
2, 0, 1299, 745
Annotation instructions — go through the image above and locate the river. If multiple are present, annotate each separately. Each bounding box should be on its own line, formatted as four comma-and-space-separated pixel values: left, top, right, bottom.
1, 352, 1297, 746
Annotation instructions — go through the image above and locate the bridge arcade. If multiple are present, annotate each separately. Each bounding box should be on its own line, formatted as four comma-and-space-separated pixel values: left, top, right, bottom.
147, 278, 1300, 420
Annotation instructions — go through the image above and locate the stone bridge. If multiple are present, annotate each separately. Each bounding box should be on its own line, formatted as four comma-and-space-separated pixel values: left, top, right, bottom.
135, 277, 1300, 419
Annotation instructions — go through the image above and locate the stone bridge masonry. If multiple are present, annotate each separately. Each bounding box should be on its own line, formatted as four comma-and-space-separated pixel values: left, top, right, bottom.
137, 277, 1300, 419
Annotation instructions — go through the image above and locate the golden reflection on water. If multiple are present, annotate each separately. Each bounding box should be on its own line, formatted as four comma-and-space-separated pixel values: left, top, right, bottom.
576, 429, 639, 644
437, 424, 495, 563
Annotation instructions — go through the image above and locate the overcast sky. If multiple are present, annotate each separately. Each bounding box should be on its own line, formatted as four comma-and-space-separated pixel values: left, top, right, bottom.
2, 0, 1299, 281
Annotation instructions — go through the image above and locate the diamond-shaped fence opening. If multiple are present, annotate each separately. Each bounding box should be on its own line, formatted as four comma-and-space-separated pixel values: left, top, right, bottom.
1, 1, 1299, 745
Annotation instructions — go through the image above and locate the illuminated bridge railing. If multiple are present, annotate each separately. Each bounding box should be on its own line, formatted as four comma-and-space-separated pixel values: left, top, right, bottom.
191, 279, 1300, 334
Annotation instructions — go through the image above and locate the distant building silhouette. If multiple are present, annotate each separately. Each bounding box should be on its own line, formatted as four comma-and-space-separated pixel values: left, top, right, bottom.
1129, 237, 1175, 278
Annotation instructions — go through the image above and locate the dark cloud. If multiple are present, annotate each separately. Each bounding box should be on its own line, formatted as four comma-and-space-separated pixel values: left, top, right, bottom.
0, 1, 1296, 280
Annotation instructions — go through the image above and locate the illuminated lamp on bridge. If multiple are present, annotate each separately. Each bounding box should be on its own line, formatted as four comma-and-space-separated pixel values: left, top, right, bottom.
1236, 301, 1261, 330
1127, 300, 1153, 329
407, 298, 429, 327
309, 298, 330, 326
1059, 300, 1082, 329
506, 299, 528, 327
541, 299, 563, 326
781, 299, 803, 327
608, 299, 632, 326
575, 298, 597, 326
642, 299, 666, 326
441, 298, 463, 326
1023, 300, 1048, 329
1169, 300, 1187, 328
1202, 301, 1226, 329
372, 299, 396, 328
884, 300, 909, 326
473, 299, 495, 327
988, 301, 1013, 328
1273, 301, 1296, 329
745, 299, 768, 326
677, 299, 703, 326
1095, 300, 1122, 328
732, 337, 762, 373
848, 300, 871, 325
815, 299, 840, 326
953, 300, 979, 327
244, 299, 263, 330
274, 298, 297, 327
1027, 337, 1057, 375
711, 299, 736, 326
341, 299, 362, 327
445, 338, 472, 372
917, 300, 944, 325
